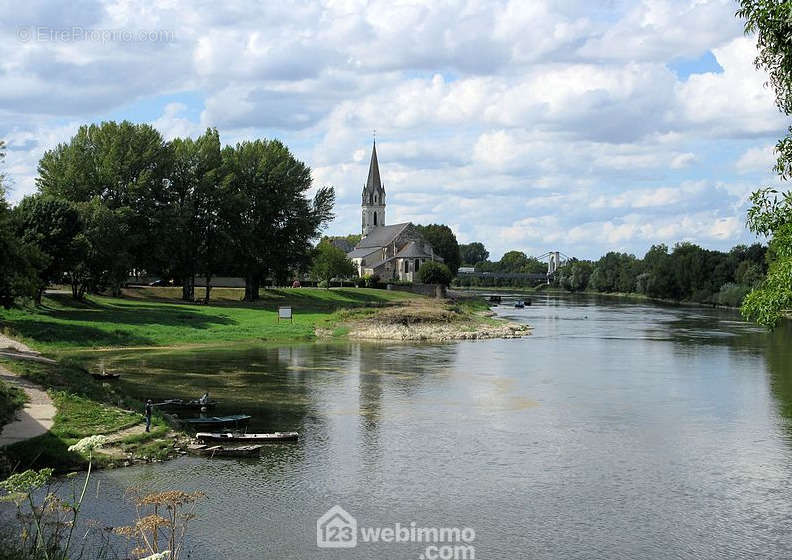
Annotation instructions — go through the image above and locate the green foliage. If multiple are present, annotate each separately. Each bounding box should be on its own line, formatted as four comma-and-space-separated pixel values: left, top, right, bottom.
416, 261, 452, 285
556, 259, 593, 292
0, 380, 27, 429
223, 138, 335, 299
717, 282, 752, 308
415, 224, 461, 275
13, 195, 83, 302
459, 242, 489, 266
311, 241, 357, 287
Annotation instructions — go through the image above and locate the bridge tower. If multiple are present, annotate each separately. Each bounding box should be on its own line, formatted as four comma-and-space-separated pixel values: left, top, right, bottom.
547, 251, 561, 275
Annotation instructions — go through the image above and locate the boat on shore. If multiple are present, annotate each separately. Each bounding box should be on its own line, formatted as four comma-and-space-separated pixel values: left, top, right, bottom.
91, 372, 120, 380
196, 431, 298, 443
158, 398, 219, 410
181, 414, 251, 429
514, 300, 525, 308
187, 443, 263, 457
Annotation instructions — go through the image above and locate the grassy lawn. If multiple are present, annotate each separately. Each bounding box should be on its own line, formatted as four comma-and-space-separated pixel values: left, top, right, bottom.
0, 358, 170, 475
0, 380, 27, 429
0, 287, 422, 355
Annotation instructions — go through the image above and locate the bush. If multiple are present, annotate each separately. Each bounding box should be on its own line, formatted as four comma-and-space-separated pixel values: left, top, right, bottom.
365, 274, 379, 288
317, 280, 329, 289
717, 282, 752, 307
416, 261, 453, 285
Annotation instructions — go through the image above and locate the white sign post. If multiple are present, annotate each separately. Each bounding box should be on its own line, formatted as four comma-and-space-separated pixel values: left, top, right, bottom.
278, 306, 293, 323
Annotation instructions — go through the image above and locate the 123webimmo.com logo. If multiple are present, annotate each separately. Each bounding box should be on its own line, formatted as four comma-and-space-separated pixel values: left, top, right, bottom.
316, 505, 476, 559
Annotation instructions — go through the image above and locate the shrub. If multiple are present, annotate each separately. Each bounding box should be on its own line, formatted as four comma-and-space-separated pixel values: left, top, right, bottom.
365, 274, 379, 288
416, 261, 453, 285
717, 282, 752, 307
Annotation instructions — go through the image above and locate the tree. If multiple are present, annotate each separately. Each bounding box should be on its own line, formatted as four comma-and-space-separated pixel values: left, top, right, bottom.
741, 188, 792, 326
459, 242, 489, 266
416, 261, 452, 285
36, 121, 170, 296
415, 224, 461, 276
14, 195, 83, 304
311, 241, 356, 287
168, 128, 225, 301
223, 139, 334, 300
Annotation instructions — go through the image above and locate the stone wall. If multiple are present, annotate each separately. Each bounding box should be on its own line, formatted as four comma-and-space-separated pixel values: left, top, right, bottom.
386, 283, 447, 299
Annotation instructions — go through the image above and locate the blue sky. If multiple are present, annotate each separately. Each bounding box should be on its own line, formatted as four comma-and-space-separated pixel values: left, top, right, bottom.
0, 0, 788, 260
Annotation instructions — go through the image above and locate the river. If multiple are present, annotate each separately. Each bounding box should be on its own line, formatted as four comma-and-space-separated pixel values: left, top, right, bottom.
58, 294, 792, 558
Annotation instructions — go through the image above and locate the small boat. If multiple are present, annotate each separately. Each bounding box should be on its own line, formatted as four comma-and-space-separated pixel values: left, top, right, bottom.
514, 300, 525, 308
187, 443, 263, 457
91, 372, 120, 380
159, 398, 219, 410
181, 414, 251, 429
488, 295, 502, 304
196, 431, 298, 444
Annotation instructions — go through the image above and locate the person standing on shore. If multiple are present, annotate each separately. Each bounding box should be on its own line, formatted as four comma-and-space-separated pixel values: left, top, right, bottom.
145, 399, 153, 432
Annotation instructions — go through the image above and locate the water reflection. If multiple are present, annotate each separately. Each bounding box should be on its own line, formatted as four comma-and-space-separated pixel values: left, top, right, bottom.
37, 295, 792, 559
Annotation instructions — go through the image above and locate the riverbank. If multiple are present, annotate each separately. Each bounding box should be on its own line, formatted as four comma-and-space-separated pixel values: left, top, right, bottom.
341, 298, 531, 341
0, 355, 181, 476
0, 287, 524, 474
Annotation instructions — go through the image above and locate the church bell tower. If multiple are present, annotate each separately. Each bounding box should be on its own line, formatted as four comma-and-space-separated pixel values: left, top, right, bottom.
361, 140, 386, 235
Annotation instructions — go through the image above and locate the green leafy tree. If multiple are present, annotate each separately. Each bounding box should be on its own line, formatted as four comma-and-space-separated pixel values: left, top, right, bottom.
36, 121, 170, 296
415, 224, 461, 275
416, 260, 453, 285
740, 189, 792, 326
459, 242, 489, 266
311, 241, 357, 287
14, 195, 83, 304
0, 192, 40, 307
224, 139, 334, 299
168, 128, 226, 301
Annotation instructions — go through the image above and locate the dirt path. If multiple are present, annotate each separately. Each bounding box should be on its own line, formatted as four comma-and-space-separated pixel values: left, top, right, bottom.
0, 363, 56, 447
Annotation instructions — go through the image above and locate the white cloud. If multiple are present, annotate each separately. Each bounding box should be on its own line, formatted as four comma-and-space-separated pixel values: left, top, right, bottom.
0, 0, 785, 259
735, 144, 776, 174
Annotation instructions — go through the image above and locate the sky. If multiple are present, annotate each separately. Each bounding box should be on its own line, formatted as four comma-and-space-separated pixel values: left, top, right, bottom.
1, 0, 788, 260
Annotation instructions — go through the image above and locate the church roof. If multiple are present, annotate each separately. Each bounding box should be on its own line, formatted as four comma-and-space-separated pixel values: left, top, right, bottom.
363, 142, 385, 195
355, 223, 410, 249
394, 241, 438, 260
347, 246, 380, 258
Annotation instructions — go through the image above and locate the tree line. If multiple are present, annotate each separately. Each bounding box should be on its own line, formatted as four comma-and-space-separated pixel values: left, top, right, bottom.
0, 122, 334, 306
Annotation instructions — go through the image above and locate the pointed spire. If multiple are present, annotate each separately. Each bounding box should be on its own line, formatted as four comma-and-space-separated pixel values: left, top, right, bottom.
364, 141, 384, 195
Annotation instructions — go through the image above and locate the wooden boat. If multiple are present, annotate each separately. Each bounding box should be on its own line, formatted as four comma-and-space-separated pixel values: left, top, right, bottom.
91, 372, 120, 380
181, 414, 251, 429
187, 443, 263, 457
158, 398, 219, 410
196, 431, 298, 444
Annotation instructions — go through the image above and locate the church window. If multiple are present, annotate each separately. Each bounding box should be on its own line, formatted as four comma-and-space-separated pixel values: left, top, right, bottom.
415, 259, 420, 272
404, 260, 409, 273
373, 211, 378, 226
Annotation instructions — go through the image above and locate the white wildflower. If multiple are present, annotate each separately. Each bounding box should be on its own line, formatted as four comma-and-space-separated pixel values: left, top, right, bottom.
68, 435, 108, 453
139, 552, 170, 560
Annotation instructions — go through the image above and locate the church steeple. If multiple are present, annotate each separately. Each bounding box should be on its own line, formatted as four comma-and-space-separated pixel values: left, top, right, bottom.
365, 141, 383, 195
361, 140, 386, 235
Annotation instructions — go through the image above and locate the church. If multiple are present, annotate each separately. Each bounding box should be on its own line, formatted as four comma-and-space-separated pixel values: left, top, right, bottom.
347, 142, 443, 282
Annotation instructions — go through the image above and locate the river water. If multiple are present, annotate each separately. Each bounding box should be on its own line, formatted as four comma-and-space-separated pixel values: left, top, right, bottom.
61, 294, 792, 558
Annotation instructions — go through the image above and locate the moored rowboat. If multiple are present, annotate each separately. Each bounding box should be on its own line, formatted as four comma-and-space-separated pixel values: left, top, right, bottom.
187, 443, 263, 457
181, 414, 251, 429
196, 431, 299, 443
159, 398, 219, 410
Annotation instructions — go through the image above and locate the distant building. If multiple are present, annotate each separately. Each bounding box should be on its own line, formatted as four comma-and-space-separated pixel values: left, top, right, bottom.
348, 142, 442, 282
458, 266, 475, 274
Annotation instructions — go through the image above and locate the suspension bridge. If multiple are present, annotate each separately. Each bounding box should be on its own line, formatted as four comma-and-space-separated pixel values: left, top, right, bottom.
458, 250, 573, 284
